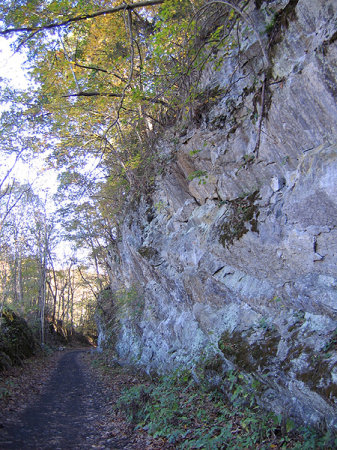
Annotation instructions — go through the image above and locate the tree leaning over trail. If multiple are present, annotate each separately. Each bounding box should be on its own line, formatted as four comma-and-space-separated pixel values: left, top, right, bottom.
0, 0, 165, 37
0, 0, 267, 246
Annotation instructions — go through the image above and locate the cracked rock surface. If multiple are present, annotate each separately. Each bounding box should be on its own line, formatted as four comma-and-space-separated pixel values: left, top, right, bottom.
98, 0, 337, 431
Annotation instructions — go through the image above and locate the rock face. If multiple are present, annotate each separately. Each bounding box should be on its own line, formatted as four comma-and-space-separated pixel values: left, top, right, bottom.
0, 309, 35, 370
99, 0, 337, 430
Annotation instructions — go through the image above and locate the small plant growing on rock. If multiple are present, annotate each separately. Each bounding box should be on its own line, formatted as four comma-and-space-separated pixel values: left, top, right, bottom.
189, 149, 202, 157
187, 170, 208, 185
154, 200, 165, 213
115, 285, 144, 320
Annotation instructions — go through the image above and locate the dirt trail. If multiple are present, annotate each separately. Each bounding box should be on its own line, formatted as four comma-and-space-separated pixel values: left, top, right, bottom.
0, 350, 129, 449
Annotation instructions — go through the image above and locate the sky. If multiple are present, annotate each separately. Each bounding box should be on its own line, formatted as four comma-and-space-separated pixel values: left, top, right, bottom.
0, 37, 104, 267
0, 37, 28, 90
0, 37, 75, 261
0, 37, 59, 194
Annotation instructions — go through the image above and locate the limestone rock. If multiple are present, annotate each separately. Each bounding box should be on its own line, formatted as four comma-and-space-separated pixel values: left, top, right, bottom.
98, 0, 337, 431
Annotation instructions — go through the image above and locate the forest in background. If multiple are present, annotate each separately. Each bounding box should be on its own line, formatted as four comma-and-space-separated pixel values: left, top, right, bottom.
0, 177, 100, 342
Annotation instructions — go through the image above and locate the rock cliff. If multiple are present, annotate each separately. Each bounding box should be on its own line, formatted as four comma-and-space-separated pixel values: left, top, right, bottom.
98, 0, 337, 430
0, 309, 36, 370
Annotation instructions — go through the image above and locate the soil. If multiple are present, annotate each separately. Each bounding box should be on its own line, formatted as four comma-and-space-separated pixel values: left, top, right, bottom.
0, 350, 168, 449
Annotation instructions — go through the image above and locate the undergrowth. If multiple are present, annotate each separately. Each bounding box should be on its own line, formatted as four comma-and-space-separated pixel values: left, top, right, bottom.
117, 368, 336, 449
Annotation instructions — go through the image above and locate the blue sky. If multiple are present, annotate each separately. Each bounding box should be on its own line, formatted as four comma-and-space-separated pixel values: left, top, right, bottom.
0, 37, 28, 90
0, 36, 59, 191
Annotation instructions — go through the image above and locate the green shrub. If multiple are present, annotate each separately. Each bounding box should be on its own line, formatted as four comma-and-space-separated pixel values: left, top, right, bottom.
117, 368, 335, 448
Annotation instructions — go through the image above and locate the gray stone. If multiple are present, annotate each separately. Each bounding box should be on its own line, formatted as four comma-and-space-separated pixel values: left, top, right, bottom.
98, 0, 337, 432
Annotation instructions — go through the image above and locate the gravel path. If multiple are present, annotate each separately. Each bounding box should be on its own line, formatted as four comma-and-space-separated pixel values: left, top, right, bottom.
0, 350, 126, 449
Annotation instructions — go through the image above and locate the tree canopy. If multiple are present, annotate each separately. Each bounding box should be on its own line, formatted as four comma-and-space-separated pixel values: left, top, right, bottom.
1, 0, 246, 211
0, 0, 257, 334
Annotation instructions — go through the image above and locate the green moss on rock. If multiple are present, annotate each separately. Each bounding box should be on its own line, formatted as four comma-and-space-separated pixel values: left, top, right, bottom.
137, 246, 159, 260
0, 308, 35, 370
203, 353, 224, 373
295, 352, 337, 404
219, 191, 260, 248
281, 339, 337, 405
218, 327, 280, 373
267, 0, 299, 54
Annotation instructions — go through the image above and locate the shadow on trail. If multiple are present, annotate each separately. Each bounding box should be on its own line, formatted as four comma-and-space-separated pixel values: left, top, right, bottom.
0, 350, 110, 449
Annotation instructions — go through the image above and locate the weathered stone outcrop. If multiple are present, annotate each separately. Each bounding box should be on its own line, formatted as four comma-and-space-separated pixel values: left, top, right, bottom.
99, 0, 337, 430
0, 309, 36, 370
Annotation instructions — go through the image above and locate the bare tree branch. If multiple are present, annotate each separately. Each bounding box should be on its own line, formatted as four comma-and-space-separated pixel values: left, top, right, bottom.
0, 0, 164, 36
0, 184, 32, 237
103, 7, 136, 136
77, 266, 99, 300
15, 29, 41, 52
63, 91, 169, 107
199, 0, 269, 68
59, 33, 80, 93
72, 62, 128, 83
253, 73, 267, 158
0, 149, 25, 194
